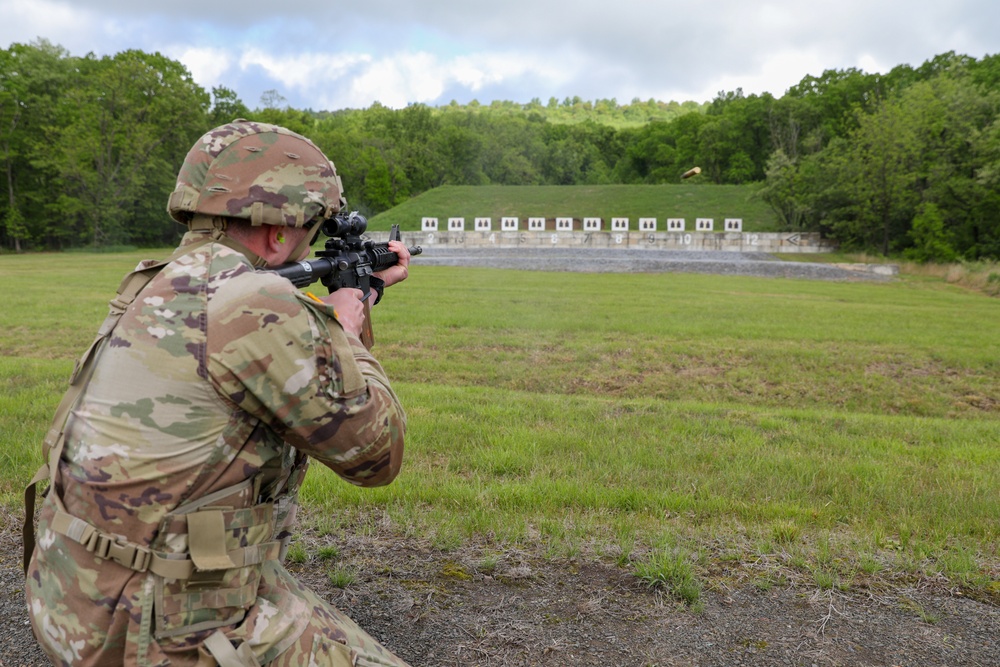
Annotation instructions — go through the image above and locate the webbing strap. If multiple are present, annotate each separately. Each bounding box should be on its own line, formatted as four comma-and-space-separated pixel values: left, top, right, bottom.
49, 508, 281, 580
203, 629, 261, 667
21, 463, 51, 572
288, 219, 323, 265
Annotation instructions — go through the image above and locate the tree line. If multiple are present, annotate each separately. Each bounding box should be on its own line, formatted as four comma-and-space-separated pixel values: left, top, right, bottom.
2, 39, 998, 260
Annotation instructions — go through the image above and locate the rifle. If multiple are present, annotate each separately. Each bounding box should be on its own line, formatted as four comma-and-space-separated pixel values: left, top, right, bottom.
267, 211, 421, 348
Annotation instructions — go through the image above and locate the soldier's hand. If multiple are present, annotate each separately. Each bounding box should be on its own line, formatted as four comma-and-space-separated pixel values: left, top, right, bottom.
323, 288, 367, 338
373, 240, 410, 287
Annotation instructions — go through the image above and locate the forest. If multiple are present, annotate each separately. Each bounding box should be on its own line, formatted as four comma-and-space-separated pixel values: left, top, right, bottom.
2, 39, 999, 260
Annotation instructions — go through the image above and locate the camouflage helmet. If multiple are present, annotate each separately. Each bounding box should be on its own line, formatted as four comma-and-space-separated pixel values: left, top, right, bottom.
167, 120, 345, 227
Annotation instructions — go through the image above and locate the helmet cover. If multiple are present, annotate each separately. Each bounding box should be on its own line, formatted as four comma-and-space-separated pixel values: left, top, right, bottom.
168, 120, 344, 227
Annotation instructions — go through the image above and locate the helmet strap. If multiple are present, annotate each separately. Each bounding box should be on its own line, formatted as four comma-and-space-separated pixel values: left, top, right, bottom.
287, 223, 323, 265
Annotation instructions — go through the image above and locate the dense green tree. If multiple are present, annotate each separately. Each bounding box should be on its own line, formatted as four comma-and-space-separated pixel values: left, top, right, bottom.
0, 47, 28, 251
387, 104, 445, 193
756, 149, 810, 230
208, 85, 250, 126
618, 112, 709, 183
541, 122, 616, 185
900, 70, 1000, 258
251, 107, 315, 136
832, 97, 919, 255
360, 147, 393, 213
700, 89, 774, 183
973, 111, 1000, 257
45, 50, 208, 247
0, 40, 72, 250
433, 112, 488, 185
906, 202, 958, 262
478, 114, 545, 185
1, 42, 998, 258
756, 54, 1000, 259
785, 68, 881, 145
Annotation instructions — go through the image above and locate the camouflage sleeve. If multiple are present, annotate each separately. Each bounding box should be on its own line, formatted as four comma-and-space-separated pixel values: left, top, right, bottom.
206, 270, 405, 486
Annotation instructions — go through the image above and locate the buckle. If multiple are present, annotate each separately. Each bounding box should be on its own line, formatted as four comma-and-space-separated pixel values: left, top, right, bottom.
89, 532, 113, 558
88, 532, 151, 572
107, 298, 130, 316
108, 538, 150, 572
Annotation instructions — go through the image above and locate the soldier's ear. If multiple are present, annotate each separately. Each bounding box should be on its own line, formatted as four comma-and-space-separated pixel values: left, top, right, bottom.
265, 225, 285, 253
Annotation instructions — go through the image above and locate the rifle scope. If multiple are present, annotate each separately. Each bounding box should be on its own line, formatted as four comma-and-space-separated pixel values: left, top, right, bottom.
320, 210, 368, 238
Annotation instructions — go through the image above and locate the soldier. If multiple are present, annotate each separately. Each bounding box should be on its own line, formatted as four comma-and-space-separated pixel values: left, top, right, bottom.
24, 120, 412, 666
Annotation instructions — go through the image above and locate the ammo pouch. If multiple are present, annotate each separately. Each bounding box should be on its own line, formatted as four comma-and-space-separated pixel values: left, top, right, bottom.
153, 484, 279, 638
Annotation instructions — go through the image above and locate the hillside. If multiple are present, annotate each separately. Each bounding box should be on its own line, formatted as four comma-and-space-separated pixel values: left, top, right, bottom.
367, 184, 780, 232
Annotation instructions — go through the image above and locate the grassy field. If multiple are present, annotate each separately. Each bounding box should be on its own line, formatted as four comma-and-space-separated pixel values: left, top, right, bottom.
1, 249, 997, 602
369, 184, 781, 233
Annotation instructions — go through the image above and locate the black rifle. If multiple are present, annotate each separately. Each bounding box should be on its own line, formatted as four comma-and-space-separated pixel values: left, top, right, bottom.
267, 211, 421, 347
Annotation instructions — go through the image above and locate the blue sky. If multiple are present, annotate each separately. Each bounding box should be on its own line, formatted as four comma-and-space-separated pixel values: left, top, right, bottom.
3, 0, 998, 111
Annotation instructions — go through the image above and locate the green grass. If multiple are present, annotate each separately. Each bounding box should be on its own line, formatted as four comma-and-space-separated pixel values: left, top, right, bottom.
368, 184, 780, 232
1, 249, 998, 598
317, 545, 341, 561
285, 542, 308, 564
784, 253, 1000, 298
0, 358, 71, 477
327, 567, 357, 588
635, 550, 703, 606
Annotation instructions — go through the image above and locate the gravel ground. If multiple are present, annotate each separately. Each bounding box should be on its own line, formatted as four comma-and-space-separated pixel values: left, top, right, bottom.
8, 250, 992, 667
3, 520, 998, 667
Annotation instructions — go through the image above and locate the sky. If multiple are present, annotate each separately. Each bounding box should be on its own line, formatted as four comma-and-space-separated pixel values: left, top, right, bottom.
2, 0, 998, 111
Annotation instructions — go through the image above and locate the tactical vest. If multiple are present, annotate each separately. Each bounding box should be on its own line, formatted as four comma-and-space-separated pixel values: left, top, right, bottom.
23, 234, 299, 667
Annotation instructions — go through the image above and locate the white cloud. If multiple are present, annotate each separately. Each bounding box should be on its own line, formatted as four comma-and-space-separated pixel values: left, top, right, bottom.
857, 54, 891, 76
450, 52, 564, 91
168, 46, 233, 88
344, 53, 444, 108
0, 0, 98, 53
1, 0, 998, 111
239, 48, 371, 91
685, 48, 832, 101
299, 50, 577, 109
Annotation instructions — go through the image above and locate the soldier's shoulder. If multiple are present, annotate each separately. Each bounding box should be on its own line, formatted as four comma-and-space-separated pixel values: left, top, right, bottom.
207, 249, 308, 316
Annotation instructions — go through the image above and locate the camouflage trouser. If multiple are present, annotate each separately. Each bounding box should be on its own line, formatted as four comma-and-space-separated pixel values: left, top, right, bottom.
29, 478, 407, 667
191, 563, 411, 667
29, 534, 411, 667
263, 566, 410, 667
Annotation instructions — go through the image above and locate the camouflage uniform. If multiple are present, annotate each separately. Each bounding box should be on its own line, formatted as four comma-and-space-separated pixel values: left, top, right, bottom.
25, 122, 411, 667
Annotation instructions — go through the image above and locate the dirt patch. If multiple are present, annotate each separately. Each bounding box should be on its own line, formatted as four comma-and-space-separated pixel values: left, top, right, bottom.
2, 518, 997, 667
